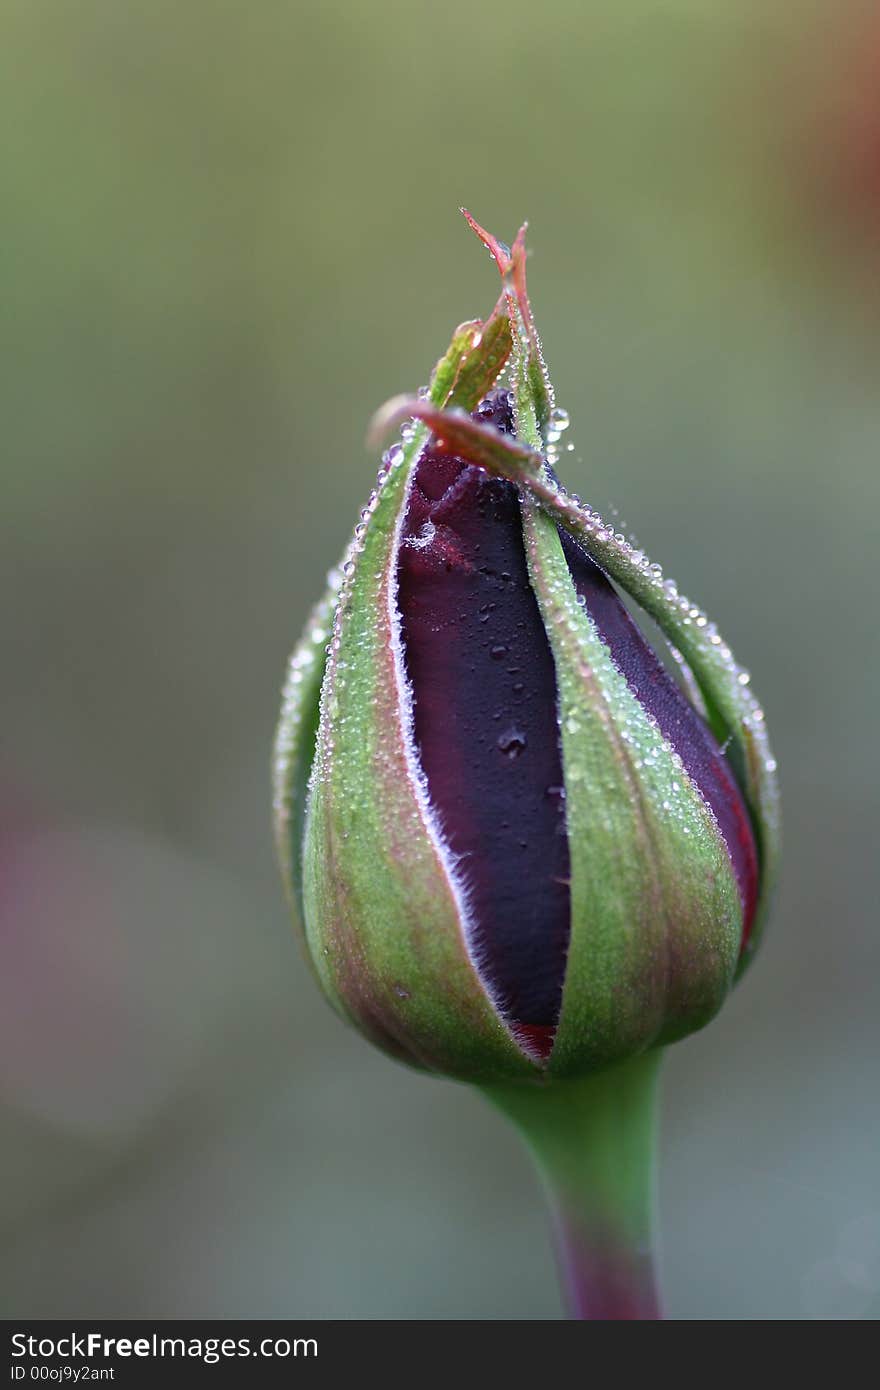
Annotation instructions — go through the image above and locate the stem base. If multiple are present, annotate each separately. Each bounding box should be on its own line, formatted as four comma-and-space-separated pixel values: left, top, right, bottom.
481, 1049, 663, 1320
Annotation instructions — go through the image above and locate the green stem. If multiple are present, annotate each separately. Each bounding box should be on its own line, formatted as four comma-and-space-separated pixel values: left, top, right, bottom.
481, 1049, 663, 1320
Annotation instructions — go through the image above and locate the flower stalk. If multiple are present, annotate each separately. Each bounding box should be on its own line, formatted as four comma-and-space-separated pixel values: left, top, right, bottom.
483, 1051, 662, 1320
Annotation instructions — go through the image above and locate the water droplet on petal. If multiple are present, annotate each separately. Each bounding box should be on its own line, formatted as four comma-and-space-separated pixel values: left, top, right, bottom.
497, 728, 527, 759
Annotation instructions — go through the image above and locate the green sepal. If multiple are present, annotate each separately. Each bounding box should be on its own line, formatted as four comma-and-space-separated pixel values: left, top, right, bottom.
272, 575, 340, 929
521, 502, 742, 1074
431, 298, 512, 412
279, 306, 533, 1080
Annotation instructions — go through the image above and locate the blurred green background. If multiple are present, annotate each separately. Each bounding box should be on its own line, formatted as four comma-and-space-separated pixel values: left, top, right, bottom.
2, 0, 879, 1319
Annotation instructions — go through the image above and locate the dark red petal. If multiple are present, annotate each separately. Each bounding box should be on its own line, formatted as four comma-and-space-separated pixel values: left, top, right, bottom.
397, 397, 570, 1037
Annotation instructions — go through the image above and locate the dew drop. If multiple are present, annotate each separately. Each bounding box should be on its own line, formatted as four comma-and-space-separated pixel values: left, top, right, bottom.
497, 728, 527, 759
385, 443, 405, 469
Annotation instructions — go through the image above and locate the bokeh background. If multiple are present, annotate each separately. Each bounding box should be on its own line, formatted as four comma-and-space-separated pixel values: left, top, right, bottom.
3, 0, 879, 1320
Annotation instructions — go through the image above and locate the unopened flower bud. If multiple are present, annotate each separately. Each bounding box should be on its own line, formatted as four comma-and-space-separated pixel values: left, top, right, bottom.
273, 217, 780, 1085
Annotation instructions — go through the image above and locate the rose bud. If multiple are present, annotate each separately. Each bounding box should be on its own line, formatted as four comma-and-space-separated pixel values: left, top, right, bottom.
273, 216, 780, 1318
274, 219, 779, 1083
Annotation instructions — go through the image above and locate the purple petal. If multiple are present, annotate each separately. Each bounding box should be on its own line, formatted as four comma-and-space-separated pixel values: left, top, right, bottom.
397, 398, 570, 1043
